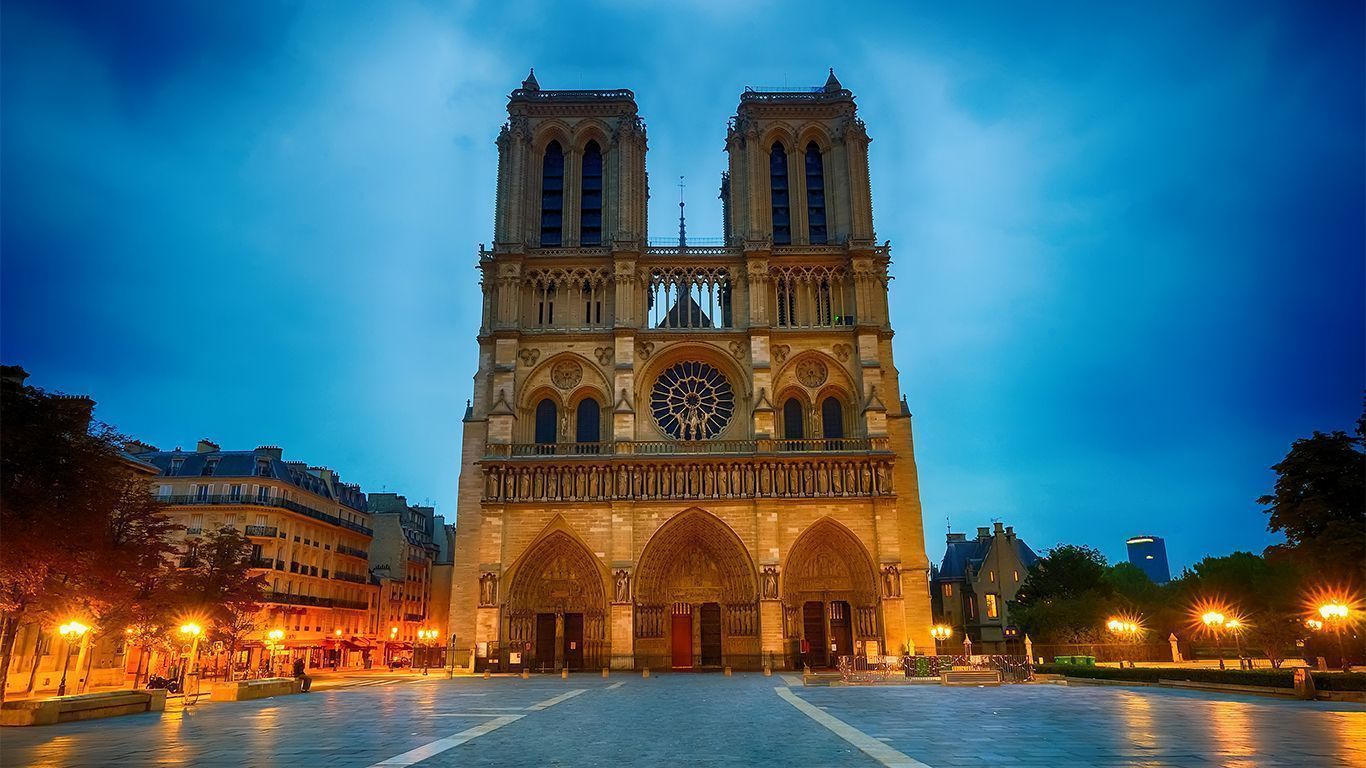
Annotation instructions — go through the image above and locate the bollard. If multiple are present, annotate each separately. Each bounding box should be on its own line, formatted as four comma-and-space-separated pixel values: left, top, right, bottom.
602, 668, 609, 678
763, 666, 772, 677
521, 669, 529, 680
483, 670, 491, 679
724, 666, 732, 677
561, 668, 568, 679
642, 667, 650, 678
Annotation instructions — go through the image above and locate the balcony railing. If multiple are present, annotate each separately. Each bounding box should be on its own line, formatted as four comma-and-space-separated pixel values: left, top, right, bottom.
336, 545, 370, 560
162, 494, 372, 536
249, 556, 274, 569
404, 613, 426, 623
488, 437, 883, 459
334, 571, 369, 585
262, 592, 370, 611
245, 525, 278, 538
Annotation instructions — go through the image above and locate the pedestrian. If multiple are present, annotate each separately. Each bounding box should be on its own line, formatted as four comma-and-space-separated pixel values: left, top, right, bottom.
800, 637, 811, 671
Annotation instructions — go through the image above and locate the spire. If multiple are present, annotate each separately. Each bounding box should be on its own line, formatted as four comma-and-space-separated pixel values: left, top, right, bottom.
521, 68, 540, 91
677, 175, 687, 248
824, 67, 843, 93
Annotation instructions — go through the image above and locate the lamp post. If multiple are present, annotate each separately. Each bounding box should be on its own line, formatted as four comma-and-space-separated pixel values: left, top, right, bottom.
266, 629, 285, 677
1225, 619, 1245, 668
57, 621, 90, 696
1202, 611, 1227, 670
929, 625, 952, 656
178, 623, 203, 692
1317, 603, 1351, 670
1107, 618, 1142, 668
416, 629, 439, 675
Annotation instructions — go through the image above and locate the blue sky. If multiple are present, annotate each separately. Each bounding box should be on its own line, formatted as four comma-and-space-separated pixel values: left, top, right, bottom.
3, 1, 1362, 572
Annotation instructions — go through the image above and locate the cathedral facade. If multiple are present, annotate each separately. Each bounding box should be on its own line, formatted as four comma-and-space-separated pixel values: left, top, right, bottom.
448, 71, 933, 672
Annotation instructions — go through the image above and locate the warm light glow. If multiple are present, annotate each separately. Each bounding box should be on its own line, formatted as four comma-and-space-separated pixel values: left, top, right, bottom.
1225, 618, 1243, 632
390, 626, 399, 637
267, 629, 284, 642
179, 622, 202, 637
58, 621, 90, 639
929, 624, 953, 641
1306, 618, 1324, 631
1319, 603, 1350, 620
1202, 611, 1226, 628
335, 629, 343, 636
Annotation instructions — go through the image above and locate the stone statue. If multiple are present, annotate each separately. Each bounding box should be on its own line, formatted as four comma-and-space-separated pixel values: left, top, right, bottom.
479, 572, 498, 606
761, 566, 779, 600
614, 570, 631, 604
882, 564, 901, 598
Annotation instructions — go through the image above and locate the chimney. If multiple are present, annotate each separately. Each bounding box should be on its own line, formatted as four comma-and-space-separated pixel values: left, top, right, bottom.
124, 439, 159, 454
1005, 526, 1015, 539
197, 439, 220, 453
976, 527, 991, 540
946, 532, 967, 543
993, 521, 1005, 535
256, 445, 284, 460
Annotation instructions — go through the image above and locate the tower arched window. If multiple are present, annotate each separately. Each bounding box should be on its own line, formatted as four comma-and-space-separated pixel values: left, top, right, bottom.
805, 142, 826, 244
782, 397, 805, 444
821, 397, 845, 448
534, 398, 558, 452
540, 141, 564, 247
575, 398, 601, 453
770, 143, 791, 245
580, 141, 603, 246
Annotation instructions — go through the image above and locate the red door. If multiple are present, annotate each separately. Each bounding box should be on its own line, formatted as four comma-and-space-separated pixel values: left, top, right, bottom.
671, 612, 693, 668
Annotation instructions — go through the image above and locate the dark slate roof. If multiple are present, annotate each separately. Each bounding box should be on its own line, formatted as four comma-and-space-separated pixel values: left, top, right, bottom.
936, 533, 1039, 581
135, 448, 368, 513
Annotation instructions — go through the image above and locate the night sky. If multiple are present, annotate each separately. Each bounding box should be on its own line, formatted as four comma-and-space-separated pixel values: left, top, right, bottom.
3, 1, 1362, 572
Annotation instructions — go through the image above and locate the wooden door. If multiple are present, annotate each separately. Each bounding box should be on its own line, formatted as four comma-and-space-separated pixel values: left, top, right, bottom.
699, 603, 722, 667
563, 613, 584, 671
535, 613, 556, 671
671, 612, 693, 668
830, 601, 854, 662
803, 601, 827, 667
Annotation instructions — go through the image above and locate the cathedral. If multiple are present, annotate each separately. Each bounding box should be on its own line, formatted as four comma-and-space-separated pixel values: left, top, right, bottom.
448, 70, 933, 672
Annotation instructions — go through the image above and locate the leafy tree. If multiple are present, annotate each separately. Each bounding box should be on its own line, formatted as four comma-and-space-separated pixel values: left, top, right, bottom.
1012, 545, 1112, 643
0, 370, 175, 702
1258, 414, 1365, 584
177, 526, 266, 675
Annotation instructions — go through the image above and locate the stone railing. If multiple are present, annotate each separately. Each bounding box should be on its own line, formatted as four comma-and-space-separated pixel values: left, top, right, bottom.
481, 453, 894, 503
245, 525, 279, 538
336, 544, 369, 560
489, 437, 883, 459
163, 494, 372, 537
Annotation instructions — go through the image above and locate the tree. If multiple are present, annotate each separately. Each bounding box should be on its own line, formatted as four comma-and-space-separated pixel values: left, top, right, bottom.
1012, 545, 1112, 643
1258, 413, 1365, 585
0, 370, 172, 702
176, 526, 267, 677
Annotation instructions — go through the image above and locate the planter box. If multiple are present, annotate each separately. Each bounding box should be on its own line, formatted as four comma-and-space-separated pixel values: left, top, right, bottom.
211, 677, 301, 702
2, 689, 167, 727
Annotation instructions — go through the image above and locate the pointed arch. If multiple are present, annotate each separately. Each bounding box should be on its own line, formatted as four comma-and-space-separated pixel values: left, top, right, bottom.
504, 525, 609, 616
635, 508, 757, 606
781, 517, 879, 605
805, 141, 827, 244
580, 140, 603, 246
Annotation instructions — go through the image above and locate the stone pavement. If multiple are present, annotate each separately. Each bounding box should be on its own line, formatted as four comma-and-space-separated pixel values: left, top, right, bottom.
1, 673, 1362, 767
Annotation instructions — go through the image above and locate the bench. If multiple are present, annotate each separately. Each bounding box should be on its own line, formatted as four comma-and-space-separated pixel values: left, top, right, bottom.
942, 669, 1003, 686
211, 677, 302, 702
2, 689, 168, 727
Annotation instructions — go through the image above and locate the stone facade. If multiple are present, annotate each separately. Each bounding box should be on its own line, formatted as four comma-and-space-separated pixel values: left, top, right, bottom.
448, 71, 933, 672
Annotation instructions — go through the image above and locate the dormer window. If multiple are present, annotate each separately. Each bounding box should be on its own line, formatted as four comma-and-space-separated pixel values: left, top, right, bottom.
202, 458, 219, 476
170, 458, 185, 474
255, 459, 271, 477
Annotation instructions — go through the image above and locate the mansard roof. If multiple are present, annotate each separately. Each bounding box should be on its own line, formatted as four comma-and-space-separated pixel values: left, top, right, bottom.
936, 528, 1039, 582
135, 446, 369, 513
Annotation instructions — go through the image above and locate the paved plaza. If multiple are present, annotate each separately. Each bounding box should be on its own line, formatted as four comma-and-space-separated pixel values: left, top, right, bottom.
1, 673, 1362, 767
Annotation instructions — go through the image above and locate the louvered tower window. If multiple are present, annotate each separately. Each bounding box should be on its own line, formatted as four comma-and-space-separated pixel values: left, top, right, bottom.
770, 143, 790, 245
805, 142, 826, 244
580, 141, 603, 246
540, 141, 564, 246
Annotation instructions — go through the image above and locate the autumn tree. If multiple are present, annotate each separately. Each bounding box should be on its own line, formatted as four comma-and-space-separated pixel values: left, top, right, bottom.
177, 526, 267, 675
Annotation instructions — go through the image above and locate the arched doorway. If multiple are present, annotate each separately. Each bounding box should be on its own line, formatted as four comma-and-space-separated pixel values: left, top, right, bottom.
503, 530, 608, 672
782, 519, 880, 668
634, 509, 759, 670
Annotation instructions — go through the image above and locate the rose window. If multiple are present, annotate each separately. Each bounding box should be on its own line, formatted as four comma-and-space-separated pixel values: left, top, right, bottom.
650, 361, 735, 440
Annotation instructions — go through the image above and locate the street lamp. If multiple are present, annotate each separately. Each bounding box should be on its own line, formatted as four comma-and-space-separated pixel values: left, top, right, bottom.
1202, 611, 1227, 670
1106, 617, 1142, 668
57, 621, 90, 696
179, 623, 203, 694
266, 629, 285, 677
1224, 618, 1246, 668
1317, 602, 1351, 670
929, 625, 952, 655
416, 629, 439, 675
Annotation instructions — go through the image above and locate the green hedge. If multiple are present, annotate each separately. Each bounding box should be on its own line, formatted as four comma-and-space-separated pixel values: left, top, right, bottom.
1037, 664, 1365, 691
